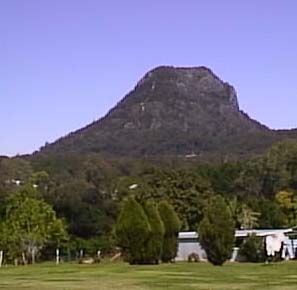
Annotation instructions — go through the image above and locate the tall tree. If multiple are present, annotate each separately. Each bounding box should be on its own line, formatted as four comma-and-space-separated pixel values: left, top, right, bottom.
158, 201, 181, 263
198, 195, 235, 266
275, 190, 297, 227
115, 197, 151, 264
142, 201, 165, 264
238, 204, 261, 230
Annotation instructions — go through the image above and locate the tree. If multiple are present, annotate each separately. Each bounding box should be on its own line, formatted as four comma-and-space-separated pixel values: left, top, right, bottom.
256, 198, 287, 228
49, 180, 116, 238
275, 190, 297, 226
238, 204, 261, 230
0, 220, 21, 264
227, 196, 242, 229
239, 234, 265, 263
158, 201, 181, 262
3, 193, 67, 264
115, 197, 151, 264
142, 201, 164, 264
264, 140, 297, 193
126, 168, 212, 231
198, 195, 235, 266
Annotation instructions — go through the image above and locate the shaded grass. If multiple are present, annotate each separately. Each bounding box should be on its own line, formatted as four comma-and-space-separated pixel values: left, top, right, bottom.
0, 261, 297, 290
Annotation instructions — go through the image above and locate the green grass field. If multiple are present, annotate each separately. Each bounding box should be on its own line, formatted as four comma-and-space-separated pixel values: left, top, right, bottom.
0, 261, 297, 290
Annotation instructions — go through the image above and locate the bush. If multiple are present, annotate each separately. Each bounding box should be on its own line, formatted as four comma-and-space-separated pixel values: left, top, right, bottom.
115, 197, 150, 264
239, 234, 265, 262
198, 195, 235, 266
158, 201, 181, 262
188, 252, 200, 262
142, 201, 165, 264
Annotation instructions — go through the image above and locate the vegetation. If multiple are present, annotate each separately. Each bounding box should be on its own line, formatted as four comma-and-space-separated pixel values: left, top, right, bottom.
0, 186, 67, 264
142, 201, 164, 264
115, 197, 151, 264
115, 198, 179, 265
1, 262, 297, 290
275, 190, 297, 226
239, 234, 265, 263
0, 67, 297, 269
0, 139, 297, 265
158, 201, 181, 262
198, 195, 235, 266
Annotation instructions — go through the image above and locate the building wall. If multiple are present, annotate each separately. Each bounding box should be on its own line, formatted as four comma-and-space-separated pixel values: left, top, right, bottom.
176, 230, 297, 262
176, 239, 207, 261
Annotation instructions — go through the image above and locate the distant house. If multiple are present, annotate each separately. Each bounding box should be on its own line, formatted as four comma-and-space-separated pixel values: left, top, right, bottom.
176, 232, 207, 262
176, 229, 297, 262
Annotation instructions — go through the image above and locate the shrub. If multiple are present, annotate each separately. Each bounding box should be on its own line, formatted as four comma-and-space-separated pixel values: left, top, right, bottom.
158, 201, 181, 262
198, 195, 235, 266
188, 252, 200, 262
239, 234, 265, 262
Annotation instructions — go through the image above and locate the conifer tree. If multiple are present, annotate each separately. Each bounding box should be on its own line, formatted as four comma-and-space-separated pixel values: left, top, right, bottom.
115, 197, 150, 264
158, 201, 181, 262
143, 201, 165, 264
198, 195, 235, 266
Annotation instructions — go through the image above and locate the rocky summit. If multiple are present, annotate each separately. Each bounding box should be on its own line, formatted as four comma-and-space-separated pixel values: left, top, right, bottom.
38, 66, 296, 159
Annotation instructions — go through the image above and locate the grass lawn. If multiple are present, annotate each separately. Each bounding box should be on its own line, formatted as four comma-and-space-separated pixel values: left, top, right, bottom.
0, 261, 297, 290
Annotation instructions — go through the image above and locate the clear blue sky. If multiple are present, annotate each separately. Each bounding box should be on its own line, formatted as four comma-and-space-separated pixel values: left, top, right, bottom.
1, 0, 296, 156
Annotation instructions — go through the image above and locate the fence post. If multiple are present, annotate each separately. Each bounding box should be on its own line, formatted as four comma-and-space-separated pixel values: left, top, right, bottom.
0, 250, 3, 267
56, 248, 60, 265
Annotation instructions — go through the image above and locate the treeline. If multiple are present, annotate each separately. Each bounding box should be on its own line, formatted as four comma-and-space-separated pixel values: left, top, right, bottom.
0, 140, 296, 263
114, 140, 297, 230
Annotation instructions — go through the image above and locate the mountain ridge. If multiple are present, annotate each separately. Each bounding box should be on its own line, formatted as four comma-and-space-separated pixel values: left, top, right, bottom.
37, 66, 296, 159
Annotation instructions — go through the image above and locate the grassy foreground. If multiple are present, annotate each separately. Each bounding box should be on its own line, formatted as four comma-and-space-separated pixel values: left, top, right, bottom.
0, 261, 297, 290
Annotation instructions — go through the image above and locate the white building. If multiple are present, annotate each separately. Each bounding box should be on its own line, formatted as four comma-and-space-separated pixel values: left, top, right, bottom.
176, 228, 296, 262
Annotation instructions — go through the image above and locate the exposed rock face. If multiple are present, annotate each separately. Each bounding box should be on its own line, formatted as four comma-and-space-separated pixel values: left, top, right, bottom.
133, 66, 240, 126
103, 66, 259, 136
38, 66, 296, 158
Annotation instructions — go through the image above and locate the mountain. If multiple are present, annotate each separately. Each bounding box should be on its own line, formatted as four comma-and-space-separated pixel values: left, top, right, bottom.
38, 66, 297, 159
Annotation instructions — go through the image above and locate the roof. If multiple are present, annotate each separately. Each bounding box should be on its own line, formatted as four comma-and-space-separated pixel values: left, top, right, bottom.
235, 229, 293, 237
178, 228, 293, 240
178, 232, 198, 239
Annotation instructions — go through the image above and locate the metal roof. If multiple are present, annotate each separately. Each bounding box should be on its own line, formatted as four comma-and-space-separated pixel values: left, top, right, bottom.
235, 228, 293, 237
178, 228, 293, 239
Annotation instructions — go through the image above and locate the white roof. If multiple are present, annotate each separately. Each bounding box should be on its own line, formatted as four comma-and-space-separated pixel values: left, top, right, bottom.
179, 228, 293, 240
235, 228, 293, 237
178, 232, 198, 239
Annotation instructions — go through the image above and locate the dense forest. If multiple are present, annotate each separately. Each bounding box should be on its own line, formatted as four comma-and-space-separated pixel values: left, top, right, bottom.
0, 139, 296, 262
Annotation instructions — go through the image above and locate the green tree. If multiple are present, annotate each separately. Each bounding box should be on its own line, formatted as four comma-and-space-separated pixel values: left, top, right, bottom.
127, 168, 212, 230
256, 198, 287, 228
239, 234, 265, 263
238, 204, 261, 230
275, 190, 297, 226
143, 201, 165, 264
0, 220, 21, 264
227, 196, 242, 228
3, 193, 67, 264
198, 195, 235, 266
115, 197, 151, 264
158, 201, 181, 263
49, 180, 116, 238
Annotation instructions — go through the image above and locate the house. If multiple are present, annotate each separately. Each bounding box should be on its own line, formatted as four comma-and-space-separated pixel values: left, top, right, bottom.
176, 228, 296, 262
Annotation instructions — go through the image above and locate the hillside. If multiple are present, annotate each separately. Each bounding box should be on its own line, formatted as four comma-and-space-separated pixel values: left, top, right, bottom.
38, 66, 296, 159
